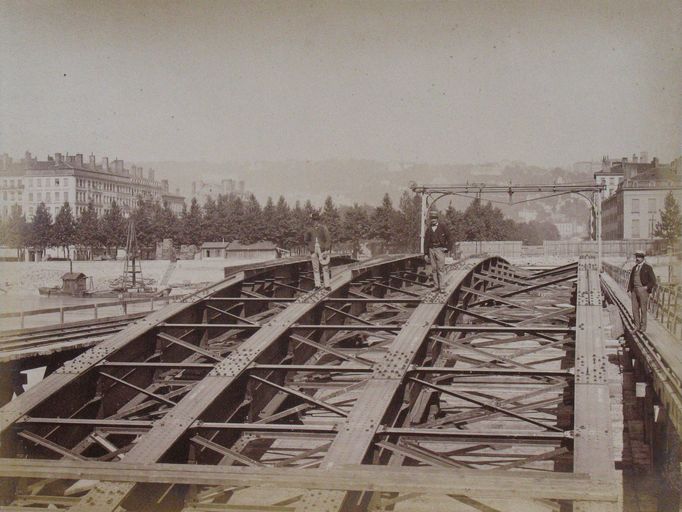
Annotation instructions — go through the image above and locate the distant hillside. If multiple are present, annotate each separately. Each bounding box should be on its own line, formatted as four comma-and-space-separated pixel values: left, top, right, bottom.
135, 159, 593, 212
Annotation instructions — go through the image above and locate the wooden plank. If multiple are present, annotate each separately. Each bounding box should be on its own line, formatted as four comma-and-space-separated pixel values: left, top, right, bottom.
573, 256, 619, 512
0, 458, 619, 501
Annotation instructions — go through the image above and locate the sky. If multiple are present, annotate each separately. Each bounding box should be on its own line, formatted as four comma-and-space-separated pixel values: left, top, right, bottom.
1, 0, 680, 168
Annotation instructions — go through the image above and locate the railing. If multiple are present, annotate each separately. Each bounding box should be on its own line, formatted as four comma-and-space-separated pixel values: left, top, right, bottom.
603, 261, 681, 338
0, 296, 175, 330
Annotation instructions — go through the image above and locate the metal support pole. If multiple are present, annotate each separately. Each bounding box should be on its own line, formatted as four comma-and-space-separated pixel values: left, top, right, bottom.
596, 190, 603, 272
420, 193, 427, 254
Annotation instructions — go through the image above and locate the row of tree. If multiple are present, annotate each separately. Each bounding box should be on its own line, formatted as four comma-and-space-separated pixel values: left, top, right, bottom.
0, 190, 577, 259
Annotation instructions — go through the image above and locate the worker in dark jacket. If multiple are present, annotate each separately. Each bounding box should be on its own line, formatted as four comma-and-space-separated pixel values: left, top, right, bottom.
627, 251, 657, 332
303, 212, 332, 290
424, 211, 452, 292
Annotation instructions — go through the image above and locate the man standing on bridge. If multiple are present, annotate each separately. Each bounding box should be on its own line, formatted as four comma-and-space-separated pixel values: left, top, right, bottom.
304, 212, 332, 290
424, 210, 451, 292
627, 250, 657, 332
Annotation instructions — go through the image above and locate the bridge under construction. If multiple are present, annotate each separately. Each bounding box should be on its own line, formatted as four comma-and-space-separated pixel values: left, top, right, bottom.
0, 254, 680, 512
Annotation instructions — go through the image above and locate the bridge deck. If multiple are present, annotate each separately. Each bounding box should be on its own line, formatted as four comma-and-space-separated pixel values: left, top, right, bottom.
0, 254, 651, 511
601, 272, 682, 436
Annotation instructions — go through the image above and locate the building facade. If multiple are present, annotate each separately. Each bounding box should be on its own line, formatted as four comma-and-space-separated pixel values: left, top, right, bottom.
191, 179, 248, 205
601, 159, 681, 240
0, 152, 184, 220
160, 180, 186, 214
594, 152, 652, 198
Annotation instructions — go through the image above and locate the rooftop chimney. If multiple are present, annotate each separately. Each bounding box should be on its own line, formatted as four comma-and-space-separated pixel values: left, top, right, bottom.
102, 157, 109, 171
55, 153, 63, 164
652, 157, 659, 167
89, 154, 96, 169
632, 153, 638, 163
74, 154, 83, 167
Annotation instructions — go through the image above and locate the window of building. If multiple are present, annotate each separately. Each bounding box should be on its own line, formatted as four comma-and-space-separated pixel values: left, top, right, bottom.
18, 179, 22, 186
2, 179, 6, 187
46, 192, 51, 202
10, 192, 14, 201
63, 178, 68, 186
2, 191, 6, 200
28, 178, 32, 187
9, 180, 14, 188
632, 219, 640, 238
37, 178, 42, 187
28, 193, 33, 201
648, 198, 656, 213
55, 178, 60, 186
29, 207, 34, 216
64, 191, 69, 202
37, 192, 42, 201
631, 198, 639, 213
55, 191, 60, 202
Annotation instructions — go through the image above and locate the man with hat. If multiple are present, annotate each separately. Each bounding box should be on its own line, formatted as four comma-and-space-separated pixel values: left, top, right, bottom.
424, 211, 452, 292
627, 250, 657, 332
304, 211, 332, 290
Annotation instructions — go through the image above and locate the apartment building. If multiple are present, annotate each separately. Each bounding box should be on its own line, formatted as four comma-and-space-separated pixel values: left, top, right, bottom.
602, 158, 681, 240
0, 152, 184, 220
594, 152, 652, 198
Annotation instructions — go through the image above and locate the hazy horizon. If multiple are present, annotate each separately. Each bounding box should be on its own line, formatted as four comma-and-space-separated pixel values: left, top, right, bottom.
2, 0, 681, 168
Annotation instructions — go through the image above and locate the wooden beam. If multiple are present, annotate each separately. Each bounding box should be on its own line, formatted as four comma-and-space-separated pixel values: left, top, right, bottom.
0, 458, 620, 501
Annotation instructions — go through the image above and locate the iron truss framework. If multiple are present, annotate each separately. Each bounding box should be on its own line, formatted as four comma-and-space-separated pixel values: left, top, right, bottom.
0, 254, 619, 511
0, 256, 354, 405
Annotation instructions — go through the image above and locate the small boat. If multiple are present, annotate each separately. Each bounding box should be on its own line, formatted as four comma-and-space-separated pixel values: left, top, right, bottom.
38, 272, 90, 297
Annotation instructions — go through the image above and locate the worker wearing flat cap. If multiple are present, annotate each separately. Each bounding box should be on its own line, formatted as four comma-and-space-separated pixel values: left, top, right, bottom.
304, 211, 332, 290
424, 211, 452, 292
627, 251, 657, 332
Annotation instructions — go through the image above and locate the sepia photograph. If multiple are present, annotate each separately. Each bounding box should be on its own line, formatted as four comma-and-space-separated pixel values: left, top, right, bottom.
0, 1, 680, 510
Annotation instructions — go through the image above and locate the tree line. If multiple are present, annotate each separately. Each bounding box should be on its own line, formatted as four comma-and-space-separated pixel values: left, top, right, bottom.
0, 191, 569, 260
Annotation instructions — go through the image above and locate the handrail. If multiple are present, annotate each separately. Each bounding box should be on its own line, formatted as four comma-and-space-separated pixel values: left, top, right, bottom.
0, 296, 173, 319
0, 295, 175, 329
603, 261, 681, 338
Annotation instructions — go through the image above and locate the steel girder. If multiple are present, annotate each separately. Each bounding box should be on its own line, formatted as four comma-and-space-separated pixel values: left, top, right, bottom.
0, 254, 424, 510
0, 255, 621, 511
